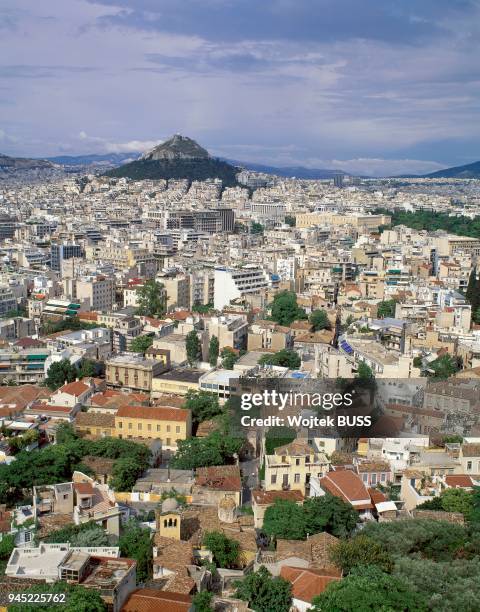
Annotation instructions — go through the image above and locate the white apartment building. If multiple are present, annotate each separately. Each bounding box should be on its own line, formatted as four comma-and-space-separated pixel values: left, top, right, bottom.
214, 265, 270, 310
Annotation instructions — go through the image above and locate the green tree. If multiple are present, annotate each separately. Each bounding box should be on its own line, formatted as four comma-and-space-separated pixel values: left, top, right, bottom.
471, 487, 480, 523
136, 280, 166, 317
220, 347, 238, 369
235, 566, 292, 612
208, 335, 220, 366
184, 390, 222, 425
0, 533, 15, 560
251, 222, 264, 234
465, 267, 480, 317
193, 303, 215, 314
258, 349, 301, 369
263, 499, 306, 540
329, 535, 394, 575
78, 359, 96, 378
427, 354, 461, 379
171, 431, 242, 470
46, 521, 110, 547
119, 519, 153, 582
310, 309, 331, 331
269, 291, 307, 326
362, 518, 468, 562
265, 426, 296, 454
8, 582, 107, 612
44, 359, 77, 390
311, 565, 426, 612
393, 555, 480, 612
356, 361, 374, 381
417, 488, 473, 518
130, 334, 154, 353
192, 591, 214, 612
284, 215, 296, 227
203, 531, 240, 568
109, 456, 145, 491
186, 330, 201, 365
303, 495, 358, 538
413, 355, 423, 368
377, 299, 397, 319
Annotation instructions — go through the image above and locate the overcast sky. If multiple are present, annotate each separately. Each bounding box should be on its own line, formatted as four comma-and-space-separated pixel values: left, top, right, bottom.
1, 0, 480, 176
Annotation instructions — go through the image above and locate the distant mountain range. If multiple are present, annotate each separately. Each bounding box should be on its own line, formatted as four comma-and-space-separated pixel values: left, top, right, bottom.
223, 159, 346, 179
105, 134, 240, 186
2, 143, 480, 181
0, 153, 55, 170
46, 152, 138, 167
419, 160, 480, 179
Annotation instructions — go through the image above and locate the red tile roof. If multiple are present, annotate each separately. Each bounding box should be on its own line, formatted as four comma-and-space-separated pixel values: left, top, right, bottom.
320, 471, 372, 508
195, 465, 242, 491
280, 566, 342, 603
252, 489, 304, 505
368, 488, 387, 504
58, 381, 90, 396
116, 405, 190, 422
445, 475, 475, 488
122, 589, 192, 612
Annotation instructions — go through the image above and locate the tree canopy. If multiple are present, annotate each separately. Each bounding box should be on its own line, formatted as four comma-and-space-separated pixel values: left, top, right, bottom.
426, 354, 462, 379
118, 519, 153, 583
310, 565, 426, 612
310, 309, 331, 331
329, 535, 393, 575
136, 280, 166, 317
129, 334, 154, 353
208, 335, 219, 366
376, 299, 397, 319
235, 566, 292, 612
44, 359, 77, 390
262, 495, 358, 540
220, 347, 239, 369
269, 291, 307, 326
417, 488, 473, 518
0, 430, 150, 505
258, 349, 301, 369
186, 330, 201, 365
203, 531, 240, 568
171, 430, 242, 470
183, 390, 222, 426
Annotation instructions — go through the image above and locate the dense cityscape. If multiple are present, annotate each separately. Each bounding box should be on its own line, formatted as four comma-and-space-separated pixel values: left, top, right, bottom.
3, 0, 480, 610
0, 135, 479, 611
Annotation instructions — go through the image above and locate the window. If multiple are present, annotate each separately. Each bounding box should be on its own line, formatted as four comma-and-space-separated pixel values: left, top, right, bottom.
371, 473, 377, 485
467, 461, 473, 471
148, 424, 151, 431
166, 438, 171, 446
381, 473, 386, 482
128, 422, 132, 429
118, 422, 122, 429
362, 474, 368, 483
176, 426, 180, 433
294, 473, 300, 483
157, 424, 161, 431
271, 475, 277, 484
167, 425, 171, 432
295, 458, 300, 466
138, 423, 142, 430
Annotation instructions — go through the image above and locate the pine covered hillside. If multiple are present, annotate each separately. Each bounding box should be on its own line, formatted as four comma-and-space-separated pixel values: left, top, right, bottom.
106, 134, 240, 186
